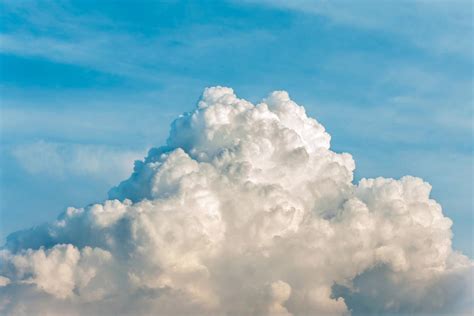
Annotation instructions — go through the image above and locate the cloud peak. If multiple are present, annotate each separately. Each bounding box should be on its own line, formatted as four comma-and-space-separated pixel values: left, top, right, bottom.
1, 87, 471, 315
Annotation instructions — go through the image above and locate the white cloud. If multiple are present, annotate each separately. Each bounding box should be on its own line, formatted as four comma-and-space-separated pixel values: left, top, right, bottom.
0, 1, 274, 83
246, 0, 473, 59
0, 87, 472, 315
12, 141, 144, 181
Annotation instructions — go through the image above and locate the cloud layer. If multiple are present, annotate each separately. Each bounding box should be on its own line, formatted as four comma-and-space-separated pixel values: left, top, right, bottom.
1, 87, 472, 315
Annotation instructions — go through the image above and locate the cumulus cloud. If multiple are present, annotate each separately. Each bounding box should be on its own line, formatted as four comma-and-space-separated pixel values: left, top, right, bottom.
0, 87, 472, 315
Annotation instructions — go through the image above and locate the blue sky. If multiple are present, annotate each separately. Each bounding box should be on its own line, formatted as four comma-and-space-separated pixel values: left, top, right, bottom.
0, 0, 472, 256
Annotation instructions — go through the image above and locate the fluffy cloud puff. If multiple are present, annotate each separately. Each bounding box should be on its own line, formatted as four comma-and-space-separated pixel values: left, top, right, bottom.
0, 87, 472, 315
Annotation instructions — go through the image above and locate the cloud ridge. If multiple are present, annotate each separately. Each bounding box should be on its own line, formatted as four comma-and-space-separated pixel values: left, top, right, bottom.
1, 87, 472, 315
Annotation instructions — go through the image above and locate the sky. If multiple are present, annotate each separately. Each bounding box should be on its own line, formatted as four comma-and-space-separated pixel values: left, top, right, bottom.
0, 1, 473, 314
0, 0, 472, 263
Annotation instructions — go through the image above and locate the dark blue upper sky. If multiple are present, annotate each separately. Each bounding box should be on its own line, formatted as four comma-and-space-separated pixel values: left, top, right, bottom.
0, 0, 472, 255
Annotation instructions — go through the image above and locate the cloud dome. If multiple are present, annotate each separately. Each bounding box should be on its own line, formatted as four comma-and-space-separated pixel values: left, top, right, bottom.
1, 87, 471, 315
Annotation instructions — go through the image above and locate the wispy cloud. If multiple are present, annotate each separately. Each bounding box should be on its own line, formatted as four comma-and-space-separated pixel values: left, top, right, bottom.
12, 140, 145, 180
0, 1, 275, 83
246, 0, 473, 59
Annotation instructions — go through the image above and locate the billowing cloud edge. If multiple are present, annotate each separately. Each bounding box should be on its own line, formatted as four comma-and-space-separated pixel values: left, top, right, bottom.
1, 87, 472, 315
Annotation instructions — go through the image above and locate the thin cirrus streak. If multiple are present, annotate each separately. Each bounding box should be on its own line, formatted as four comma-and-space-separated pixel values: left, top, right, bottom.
0, 87, 472, 315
